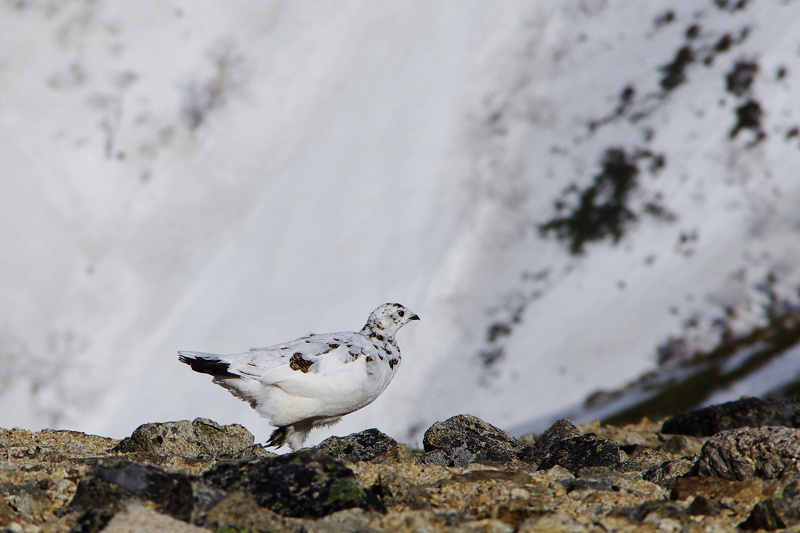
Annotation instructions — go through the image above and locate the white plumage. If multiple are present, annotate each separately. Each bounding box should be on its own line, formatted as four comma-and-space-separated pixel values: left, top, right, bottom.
178, 303, 419, 450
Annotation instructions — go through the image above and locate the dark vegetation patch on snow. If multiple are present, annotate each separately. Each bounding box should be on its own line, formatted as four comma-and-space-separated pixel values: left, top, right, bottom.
539, 147, 672, 256
589, 308, 800, 427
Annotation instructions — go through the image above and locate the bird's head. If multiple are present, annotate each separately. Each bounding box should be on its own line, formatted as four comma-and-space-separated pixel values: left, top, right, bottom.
361, 303, 420, 338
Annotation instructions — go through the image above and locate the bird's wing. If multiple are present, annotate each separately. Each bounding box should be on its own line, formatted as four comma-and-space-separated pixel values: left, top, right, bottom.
224, 332, 374, 383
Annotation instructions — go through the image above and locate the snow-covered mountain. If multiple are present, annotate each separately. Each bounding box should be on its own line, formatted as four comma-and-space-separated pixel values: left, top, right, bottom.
3, 0, 800, 448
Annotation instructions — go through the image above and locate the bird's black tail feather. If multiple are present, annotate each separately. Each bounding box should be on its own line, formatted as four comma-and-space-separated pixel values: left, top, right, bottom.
178, 353, 239, 379
266, 426, 288, 448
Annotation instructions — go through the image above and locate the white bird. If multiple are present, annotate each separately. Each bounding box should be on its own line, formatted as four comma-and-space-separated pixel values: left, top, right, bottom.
178, 303, 419, 451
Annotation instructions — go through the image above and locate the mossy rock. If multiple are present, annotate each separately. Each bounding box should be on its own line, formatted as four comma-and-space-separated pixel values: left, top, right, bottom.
68, 459, 197, 529
538, 433, 622, 474
316, 428, 398, 462
203, 449, 382, 518
421, 414, 537, 467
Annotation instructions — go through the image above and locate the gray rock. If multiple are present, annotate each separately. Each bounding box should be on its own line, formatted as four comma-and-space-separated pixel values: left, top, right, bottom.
368, 470, 432, 509
561, 467, 632, 493
101, 501, 210, 533
3, 483, 50, 521
68, 459, 202, 530
661, 397, 800, 437
421, 414, 536, 467
421, 447, 477, 468
530, 419, 581, 464
229, 444, 275, 462
687, 494, 720, 516
203, 449, 382, 518
538, 433, 622, 474
113, 418, 255, 457
619, 447, 675, 475
0, 496, 18, 526
610, 500, 690, 524
204, 492, 300, 533
740, 500, 788, 531
694, 426, 800, 480
657, 434, 705, 456
523, 419, 624, 475
642, 457, 695, 486
316, 428, 399, 462
740, 474, 800, 530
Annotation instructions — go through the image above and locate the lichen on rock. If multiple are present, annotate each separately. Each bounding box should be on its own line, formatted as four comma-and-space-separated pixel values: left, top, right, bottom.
113, 418, 257, 458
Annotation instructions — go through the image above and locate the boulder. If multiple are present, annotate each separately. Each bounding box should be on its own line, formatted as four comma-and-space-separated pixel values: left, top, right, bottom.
532, 420, 622, 474
694, 426, 800, 480
316, 428, 402, 463
421, 414, 537, 467
67, 459, 205, 531
113, 418, 256, 458
661, 397, 800, 437
203, 448, 382, 518
530, 419, 581, 464
642, 457, 695, 486
739, 475, 800, 531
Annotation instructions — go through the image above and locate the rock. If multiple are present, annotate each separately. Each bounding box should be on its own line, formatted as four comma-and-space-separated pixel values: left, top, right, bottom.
312, 508, 389, 533
657, 433, 705, 456
2, 483, 50, 523
578, 418, 664, 450
0, 497, 19, 526
205, 492, 300, 533
229, 443, 276, 462
428, 469, 549, 526
203, 448, 382, 518
525, 419, 624, 474
421, 415, 536, 467
530, 419, 580, 463
670, 476, 766, 522
102, 501, 209, 533
739, 475, 800, 531
608, 499, 690, 524
642, 457, 695, 486
619, 447, 676, 475
68, 459, 203, 530
661, 397, 800, 437
740, 501, 787, 531
6, 405, 800, 532
421, 447, 476, 468
538, 433, 622, 474
368, 470, 432, 509
694, 426, 800, 480
561, 467, 626, 493
686, 494, 719, 516
317, 429, 401, 462
113, 418, 256, 458
570, 466, 667, 501
0, 427, 117, 465
518, 513, 592, 532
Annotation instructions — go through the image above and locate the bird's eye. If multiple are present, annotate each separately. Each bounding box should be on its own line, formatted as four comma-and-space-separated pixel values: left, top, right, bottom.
398, 311, 405, 317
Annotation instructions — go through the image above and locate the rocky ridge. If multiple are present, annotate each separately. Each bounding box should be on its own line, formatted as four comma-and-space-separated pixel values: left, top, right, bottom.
2, 399, 800, 532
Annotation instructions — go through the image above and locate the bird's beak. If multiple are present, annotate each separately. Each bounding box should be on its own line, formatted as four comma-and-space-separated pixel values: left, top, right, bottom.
410, 314, 420, 321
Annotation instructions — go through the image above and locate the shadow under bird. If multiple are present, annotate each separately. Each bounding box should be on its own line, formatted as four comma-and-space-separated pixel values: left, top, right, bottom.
178, 303, 419, 451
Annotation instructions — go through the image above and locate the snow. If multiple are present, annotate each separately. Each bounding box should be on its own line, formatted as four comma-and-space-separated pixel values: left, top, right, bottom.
3, 1, 800, 447
704, 343, 800, 406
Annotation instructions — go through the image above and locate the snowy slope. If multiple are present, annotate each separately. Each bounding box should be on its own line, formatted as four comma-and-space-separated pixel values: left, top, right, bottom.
2, 1, 800, 448
399, 0, 800, 442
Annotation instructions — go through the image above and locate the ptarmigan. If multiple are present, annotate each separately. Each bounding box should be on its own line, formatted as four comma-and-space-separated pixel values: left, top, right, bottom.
178, 303, 419, 451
